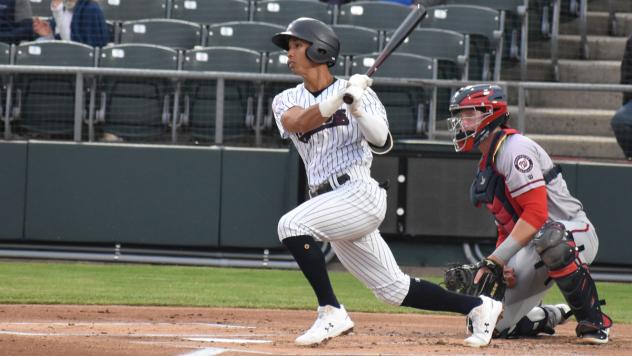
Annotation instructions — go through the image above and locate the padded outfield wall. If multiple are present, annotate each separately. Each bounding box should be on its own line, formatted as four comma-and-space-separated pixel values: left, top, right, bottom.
0, 140, 629, 266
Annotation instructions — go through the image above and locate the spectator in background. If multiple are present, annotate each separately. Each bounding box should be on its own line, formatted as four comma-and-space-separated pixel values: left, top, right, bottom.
611, 33, 632, 159
0, 0, 35, 44
32, 0, 108, 47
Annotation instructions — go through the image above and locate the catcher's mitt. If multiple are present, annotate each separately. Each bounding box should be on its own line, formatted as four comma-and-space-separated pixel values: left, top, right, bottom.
444, 259, 506, 301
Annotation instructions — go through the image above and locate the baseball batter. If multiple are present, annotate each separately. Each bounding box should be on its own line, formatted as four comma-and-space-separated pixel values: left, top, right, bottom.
448, 84, 613, 343
271, 17, 503, 348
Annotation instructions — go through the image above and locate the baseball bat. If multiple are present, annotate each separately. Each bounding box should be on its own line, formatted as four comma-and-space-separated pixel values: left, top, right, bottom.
342, 4, 427, 105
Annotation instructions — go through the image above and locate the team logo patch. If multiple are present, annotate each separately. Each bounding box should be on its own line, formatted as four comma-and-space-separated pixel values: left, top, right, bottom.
514, 155, 533, 173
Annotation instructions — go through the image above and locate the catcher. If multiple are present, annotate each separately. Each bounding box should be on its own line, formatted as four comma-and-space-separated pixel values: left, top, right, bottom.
444, 84, 612, 343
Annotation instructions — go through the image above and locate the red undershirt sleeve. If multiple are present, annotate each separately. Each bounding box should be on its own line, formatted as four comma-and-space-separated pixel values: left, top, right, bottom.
515, 186, 548, 230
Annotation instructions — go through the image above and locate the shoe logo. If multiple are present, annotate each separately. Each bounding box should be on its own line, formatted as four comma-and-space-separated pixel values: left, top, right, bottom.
485, 322, 490, 334
324, 322, 334, 332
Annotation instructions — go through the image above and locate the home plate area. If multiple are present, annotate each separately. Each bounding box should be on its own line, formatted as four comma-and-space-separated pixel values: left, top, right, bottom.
0, 305, 630, 355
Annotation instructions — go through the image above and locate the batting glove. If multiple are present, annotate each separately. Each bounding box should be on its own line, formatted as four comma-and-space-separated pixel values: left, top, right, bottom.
344, 85, 365, 115
348, 74, 373, 89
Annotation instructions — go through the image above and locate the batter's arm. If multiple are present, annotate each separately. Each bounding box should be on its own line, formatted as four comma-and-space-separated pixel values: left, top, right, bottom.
281, 90, 345, 133
281, 105, 331, 133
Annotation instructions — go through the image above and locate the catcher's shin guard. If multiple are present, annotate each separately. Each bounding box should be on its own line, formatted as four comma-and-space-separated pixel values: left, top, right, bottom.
533, 222, 612, 335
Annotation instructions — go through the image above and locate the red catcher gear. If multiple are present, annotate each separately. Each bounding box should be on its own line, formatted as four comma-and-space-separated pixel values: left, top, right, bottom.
447, 84, 509, 152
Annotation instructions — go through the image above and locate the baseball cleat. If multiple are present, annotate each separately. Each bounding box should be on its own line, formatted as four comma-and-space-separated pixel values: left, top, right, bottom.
295, 304, 354, 346
577, 319, 610, 345
463, 295, 503, 348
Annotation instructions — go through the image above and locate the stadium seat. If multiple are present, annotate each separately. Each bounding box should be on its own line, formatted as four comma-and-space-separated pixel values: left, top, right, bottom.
386, 28, 469, 80
100, 0, 168, 22
97, 44, 178, 141
444, 0, 528, 78
12, 41, 95, 137
28, 0, 51, 17
332, 25, 379, 56
120, 19, 202, 50
420, 5, 503, 81
337, 1, 411, 31
253, 0, 333, 26
206, 21, 284, 53
0, 42, 11, 64
170, 0, 249, 25
349, 53, 437, 138
181, 46, 262, 144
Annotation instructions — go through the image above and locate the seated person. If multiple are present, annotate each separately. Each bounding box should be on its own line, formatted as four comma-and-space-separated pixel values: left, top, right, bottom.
0, 0, 35, 44
611, 33, 632, 159
32, 0, 108, 47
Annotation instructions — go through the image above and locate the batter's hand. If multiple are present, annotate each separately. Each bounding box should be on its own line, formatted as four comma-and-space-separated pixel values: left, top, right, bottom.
348, 74, 373, 89
344, 85, 365, 115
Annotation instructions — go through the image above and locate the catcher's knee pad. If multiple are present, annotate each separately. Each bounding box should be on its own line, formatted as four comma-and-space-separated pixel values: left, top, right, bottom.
371, 275, 410, 306
533, 222, 612, 332
533, 221, 577, 271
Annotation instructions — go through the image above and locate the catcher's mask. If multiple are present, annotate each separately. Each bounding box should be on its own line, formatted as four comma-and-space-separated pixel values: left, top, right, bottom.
271, 17, 340, 67
447, 84, 509, 152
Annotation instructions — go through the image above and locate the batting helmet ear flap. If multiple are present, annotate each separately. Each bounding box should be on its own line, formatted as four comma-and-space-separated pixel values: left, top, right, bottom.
305, 39, 338, 67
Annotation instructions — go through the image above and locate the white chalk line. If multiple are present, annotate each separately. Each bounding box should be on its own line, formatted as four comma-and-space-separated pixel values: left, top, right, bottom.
0, 321, 253, 329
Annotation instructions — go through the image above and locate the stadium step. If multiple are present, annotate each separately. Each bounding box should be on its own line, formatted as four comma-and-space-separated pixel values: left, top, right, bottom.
526, 134, 625, 159
524, 88, 621, 110
502, 59, 619, 83
559, 12, 632, 36
588, 0, 632, 13
508, 106, 616, 136
528, 34, 627, 60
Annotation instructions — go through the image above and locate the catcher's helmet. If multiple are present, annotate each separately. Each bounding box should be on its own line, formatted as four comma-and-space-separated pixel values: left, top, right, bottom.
447, 84, 509, 152
271, 17, 340, 67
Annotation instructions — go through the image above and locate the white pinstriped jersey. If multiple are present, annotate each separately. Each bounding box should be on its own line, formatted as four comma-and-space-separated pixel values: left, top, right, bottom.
273, 78, 411, 305
271, 78, 388, 189
494, 134, 583, 221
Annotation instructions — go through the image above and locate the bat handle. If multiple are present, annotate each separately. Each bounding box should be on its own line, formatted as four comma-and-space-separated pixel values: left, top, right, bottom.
342, 93, 354, 105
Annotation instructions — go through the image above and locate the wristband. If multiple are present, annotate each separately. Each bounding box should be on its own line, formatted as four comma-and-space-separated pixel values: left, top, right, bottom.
490, 235, 522, 264
318, 92, 343, 118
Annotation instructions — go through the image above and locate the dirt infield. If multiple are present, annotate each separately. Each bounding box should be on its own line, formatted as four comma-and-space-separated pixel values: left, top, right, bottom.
0, 304, 630, 355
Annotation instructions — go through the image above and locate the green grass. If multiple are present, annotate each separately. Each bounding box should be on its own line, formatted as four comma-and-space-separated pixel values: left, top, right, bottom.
1, 261, 630, 323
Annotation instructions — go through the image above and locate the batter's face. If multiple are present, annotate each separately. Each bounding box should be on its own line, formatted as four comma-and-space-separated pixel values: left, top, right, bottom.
287, 37, 318, 75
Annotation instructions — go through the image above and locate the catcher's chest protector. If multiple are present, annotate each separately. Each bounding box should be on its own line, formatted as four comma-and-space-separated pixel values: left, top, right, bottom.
470, 129, 521, 242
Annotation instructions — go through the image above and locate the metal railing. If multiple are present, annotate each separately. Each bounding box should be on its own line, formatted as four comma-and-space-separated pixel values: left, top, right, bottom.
2, 65, 632, 144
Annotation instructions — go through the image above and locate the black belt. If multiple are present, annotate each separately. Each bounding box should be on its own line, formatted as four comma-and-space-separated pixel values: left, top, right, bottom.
311, 174, 350, 197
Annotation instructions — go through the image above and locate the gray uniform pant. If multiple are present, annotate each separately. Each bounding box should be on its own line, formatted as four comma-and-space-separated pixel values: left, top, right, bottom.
495, 213, 599, 332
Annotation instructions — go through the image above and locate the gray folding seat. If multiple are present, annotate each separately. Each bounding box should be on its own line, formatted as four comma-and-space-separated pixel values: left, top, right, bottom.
206, 21, 284, 53
253, 0, 333, 26
97, 44, 178, 141
181, 46, 262, 144
100, 0, 167, 21
337, 1, 411, 31
28, 0, 51, 17
0, 42, 10, 64
350, 52, 437, 138
420, 4, 503, 80
445, 0, 528, 65
12, 41, 95, 138
120, 19, 202, 49
386, 28, 468, 80
170, 0, 249, 24
332, 25, 379, 56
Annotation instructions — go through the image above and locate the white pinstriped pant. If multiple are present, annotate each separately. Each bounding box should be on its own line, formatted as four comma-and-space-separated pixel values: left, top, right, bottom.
495, 213, 599, 332
278, 175, 411, 306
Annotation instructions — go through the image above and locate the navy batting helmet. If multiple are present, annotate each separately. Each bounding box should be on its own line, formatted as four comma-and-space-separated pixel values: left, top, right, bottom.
271, 17, 340, 67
